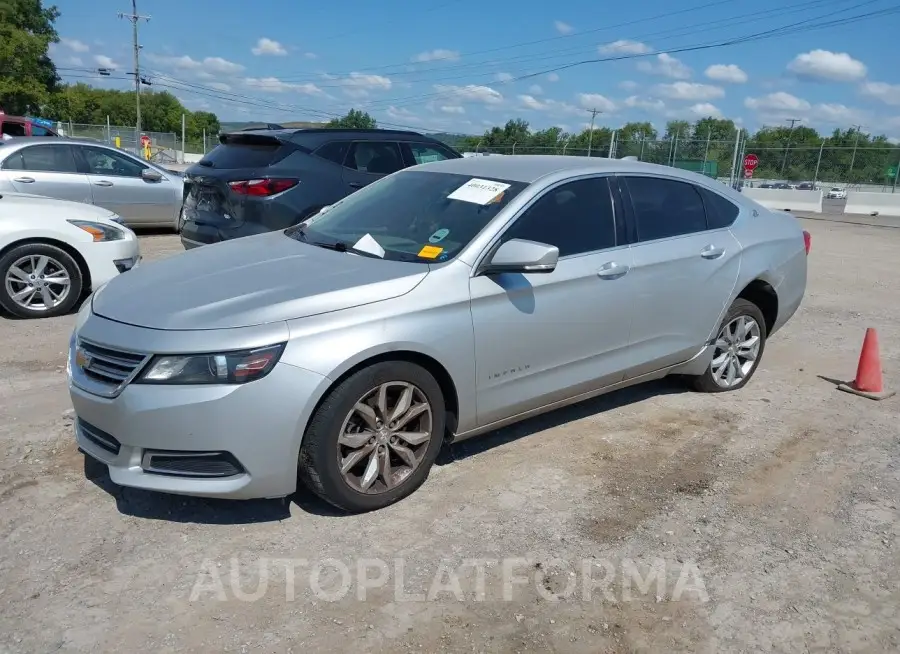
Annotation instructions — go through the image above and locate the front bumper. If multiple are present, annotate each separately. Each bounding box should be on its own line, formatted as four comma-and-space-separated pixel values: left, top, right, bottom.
67, 317, 331, 499
81, 232, 141, 290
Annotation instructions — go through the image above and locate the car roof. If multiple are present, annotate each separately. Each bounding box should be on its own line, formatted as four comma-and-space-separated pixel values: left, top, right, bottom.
411, 154, 710, 184
228, 128, 451, 150
0, 136, 108, 147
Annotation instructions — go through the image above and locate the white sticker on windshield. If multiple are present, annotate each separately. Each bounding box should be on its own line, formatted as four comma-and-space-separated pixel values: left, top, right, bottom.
447, 178, 511, 205
352, 233, 385, 258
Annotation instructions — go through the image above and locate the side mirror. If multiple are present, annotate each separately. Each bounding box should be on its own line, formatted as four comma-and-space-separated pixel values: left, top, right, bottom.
141, 168, 163, 182
481, 238, 559, 275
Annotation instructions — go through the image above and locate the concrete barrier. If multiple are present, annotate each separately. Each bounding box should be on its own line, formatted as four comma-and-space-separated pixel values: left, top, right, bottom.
844, 191, 900, 217
742, 188, 823, 213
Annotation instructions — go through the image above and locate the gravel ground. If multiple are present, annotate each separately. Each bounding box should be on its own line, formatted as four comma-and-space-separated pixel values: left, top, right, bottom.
1, 221, 898, 653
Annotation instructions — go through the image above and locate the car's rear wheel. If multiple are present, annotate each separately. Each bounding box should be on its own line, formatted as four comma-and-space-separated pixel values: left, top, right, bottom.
0, 243, 84, 319
298, 361, 446, 513
690, 298, 767, 393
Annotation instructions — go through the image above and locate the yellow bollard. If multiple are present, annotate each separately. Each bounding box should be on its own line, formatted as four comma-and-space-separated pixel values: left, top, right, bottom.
114, 136, 121, 148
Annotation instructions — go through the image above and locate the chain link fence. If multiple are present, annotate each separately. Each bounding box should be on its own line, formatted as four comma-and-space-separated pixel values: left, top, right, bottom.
53, 121, 181, 163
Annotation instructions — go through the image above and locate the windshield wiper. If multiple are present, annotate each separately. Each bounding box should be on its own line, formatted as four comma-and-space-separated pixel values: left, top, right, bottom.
293, 227, 383, 259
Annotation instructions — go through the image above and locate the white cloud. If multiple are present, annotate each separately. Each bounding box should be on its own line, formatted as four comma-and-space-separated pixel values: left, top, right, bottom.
546, 73, 560, 82
860, 81, 900, 106
244, 77, 326, 96
577, 93, 617, 112
495, 72, 514, 83
63, 56, 83, 66
440, 105, 465, 114
251, 38, 287, 56
743, 93, 870, 127
554, 20, 574, 35
810, 103, 868, 125
93, 55, 120, 69
689, 103, 723, 118
434, 84, 503, 105
744, 92, 811, 114
655, 82, 724, 100
146, 54, 245, 78
619, 80, 639, 91
624, 95, 665, 112
518, 95, 583, 117
304, 52, 317, 59
599, 40, 653, 55
787, 50, 867, 82
61, 38, 89, 53
208, 82, 232, 92
528, 84, 544, 95
326, 72, 393, 98
412, 49, 460, 63
705, 64, 747, 84
386, 106, 420, 123
637, 53, 691, 79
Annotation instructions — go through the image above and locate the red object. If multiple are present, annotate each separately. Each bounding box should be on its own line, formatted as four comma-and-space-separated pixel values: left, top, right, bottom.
744, 168, 753, 179
851, 328, 885, 393
802, 230, 811, 254
743, 154, 759, 170
228, 178, 299, 197
140, 134, 151, 147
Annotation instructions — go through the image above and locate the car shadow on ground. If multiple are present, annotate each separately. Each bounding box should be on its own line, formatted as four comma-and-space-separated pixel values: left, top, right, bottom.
85, 378, 688, 524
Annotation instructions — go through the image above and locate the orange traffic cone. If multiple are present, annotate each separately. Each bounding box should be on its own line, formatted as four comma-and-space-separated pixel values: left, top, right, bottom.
838, 328, 895, 400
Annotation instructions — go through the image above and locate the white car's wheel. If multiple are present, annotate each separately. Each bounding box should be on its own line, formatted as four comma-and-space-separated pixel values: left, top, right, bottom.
0, 243, 84, 319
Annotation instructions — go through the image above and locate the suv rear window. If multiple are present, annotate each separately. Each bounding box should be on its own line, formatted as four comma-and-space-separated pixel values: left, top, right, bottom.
198, 134, 292, 169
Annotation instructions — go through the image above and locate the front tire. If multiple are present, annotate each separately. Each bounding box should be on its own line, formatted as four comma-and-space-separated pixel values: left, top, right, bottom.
0, 243, 84, 319
691, 298, 767, 393
298, 361, 446, 513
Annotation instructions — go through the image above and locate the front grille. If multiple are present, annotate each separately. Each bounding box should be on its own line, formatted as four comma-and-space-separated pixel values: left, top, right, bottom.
141, 451, 244, 478
78, 340, 148, 386
77, 419, 121, 455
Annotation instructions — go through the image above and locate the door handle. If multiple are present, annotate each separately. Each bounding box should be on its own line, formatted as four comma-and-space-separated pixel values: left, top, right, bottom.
597, 262, 629, 279
12, 177, 35, 183
94, 180, 114, 187
349, 182, 364, 189
700, 245, 725, 259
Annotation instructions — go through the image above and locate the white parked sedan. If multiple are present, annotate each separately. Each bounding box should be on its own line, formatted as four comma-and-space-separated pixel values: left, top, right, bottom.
0, 192, 140, 318
826, 187, 847, 199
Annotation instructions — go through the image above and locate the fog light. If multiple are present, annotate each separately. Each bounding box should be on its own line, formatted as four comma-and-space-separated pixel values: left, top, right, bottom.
114, 256, 139, 273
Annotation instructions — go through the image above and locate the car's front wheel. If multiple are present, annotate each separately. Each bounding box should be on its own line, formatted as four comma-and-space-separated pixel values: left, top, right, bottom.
690, 298, 767, 393
298, 360, 446, 513
0, 243, 84, 319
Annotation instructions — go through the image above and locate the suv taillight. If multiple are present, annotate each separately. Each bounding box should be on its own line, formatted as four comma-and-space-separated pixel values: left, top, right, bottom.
803, 230, 811, 254
228, 178, 298, 197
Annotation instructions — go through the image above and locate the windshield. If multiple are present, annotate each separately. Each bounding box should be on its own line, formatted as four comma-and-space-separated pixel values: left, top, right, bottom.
285, 170, 527, 263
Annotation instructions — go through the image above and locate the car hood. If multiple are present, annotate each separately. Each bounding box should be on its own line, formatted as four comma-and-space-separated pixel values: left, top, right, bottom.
0, 191, 119, 223
92, 231, 430, 330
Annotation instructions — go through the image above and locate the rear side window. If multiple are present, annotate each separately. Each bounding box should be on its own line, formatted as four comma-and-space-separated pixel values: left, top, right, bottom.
199, 135, 290, 169
407, 142, 455, 164
622, 176, 707, 241
347, 141, 405, 175
2, 144, 79, 173
314, 141, 351, 167
698, 187, 739, 229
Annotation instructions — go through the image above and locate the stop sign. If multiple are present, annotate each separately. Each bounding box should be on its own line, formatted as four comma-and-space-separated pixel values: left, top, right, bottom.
743, 154, 759, 170
140, 134, 151, 147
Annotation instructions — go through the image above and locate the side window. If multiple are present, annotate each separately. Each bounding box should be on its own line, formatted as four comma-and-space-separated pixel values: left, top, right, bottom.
31, 126, 50, 136
408, 142, 454, 164
503, 177, 617, 257
622, 176, 707, 241
3, 145, 78, 173
347, 141, 404, 175
81, 146, 147, 178
698, 186, 739, 229
1, 122, 27, 138
314, 141, 351, 167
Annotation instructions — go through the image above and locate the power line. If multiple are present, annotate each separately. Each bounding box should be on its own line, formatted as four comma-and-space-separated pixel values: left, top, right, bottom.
117, 0, 150, 140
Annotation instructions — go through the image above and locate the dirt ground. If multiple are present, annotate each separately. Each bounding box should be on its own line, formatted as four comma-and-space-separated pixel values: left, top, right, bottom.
1, 221, 898, 653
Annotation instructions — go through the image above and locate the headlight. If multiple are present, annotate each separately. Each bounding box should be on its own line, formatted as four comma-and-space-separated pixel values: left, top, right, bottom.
134, 343, 286, 385
68, 220, 125, 242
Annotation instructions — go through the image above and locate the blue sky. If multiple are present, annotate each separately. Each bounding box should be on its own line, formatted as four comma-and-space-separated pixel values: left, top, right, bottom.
47, 0, 900, 138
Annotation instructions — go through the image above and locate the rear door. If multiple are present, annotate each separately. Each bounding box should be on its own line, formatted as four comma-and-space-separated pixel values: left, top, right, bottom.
341, 141, 405, 194
77, 145, 177, 226
0, 143, 92, 203
616, 175, 741, 377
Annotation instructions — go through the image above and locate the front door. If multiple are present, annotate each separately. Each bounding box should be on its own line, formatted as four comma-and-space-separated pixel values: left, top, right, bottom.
0, 144, 92, 204
617, 175, 741, 377
469, 176, 636, 427
341, 141, 405, 194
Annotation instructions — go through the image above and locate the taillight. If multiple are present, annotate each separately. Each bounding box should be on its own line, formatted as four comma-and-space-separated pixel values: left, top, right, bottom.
228, 178, 298, 197
803, 230, 811, 254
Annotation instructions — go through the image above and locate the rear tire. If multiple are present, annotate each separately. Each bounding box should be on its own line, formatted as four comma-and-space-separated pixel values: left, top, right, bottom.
298, 361, 446, 513
0, 243, 84, 319
690, 298, 767, 393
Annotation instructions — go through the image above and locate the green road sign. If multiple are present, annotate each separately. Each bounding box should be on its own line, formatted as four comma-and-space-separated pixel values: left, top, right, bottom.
889, 166, 898, 179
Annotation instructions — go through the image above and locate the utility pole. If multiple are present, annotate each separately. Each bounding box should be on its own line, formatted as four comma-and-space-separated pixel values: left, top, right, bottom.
586, 108, 601, 157
119, 0, 150, 150
780, 118, 801, 177
848, 124, 864, 180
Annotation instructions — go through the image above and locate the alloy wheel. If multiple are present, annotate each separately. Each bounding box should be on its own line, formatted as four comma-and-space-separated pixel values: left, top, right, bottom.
4, 255, 72, 312
710, 315, 761, 388
337, 381, 434, 494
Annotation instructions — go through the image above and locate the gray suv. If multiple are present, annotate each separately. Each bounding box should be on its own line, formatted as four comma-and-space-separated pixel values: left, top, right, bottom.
179, 128, 462, 249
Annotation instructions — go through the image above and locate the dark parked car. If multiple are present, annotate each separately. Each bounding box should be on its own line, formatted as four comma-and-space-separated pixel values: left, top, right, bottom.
179, 128, 462, 249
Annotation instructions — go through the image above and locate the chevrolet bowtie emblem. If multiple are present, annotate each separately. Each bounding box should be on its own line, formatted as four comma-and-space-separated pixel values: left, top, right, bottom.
74, 347, 91, 370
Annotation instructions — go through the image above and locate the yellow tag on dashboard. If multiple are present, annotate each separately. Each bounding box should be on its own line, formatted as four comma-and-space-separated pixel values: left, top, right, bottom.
418, 245, 443, 259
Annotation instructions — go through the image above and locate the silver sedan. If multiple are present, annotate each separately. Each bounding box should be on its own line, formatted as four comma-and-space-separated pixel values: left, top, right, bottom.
0, 137, 183, 230
66, 155, 809, 512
